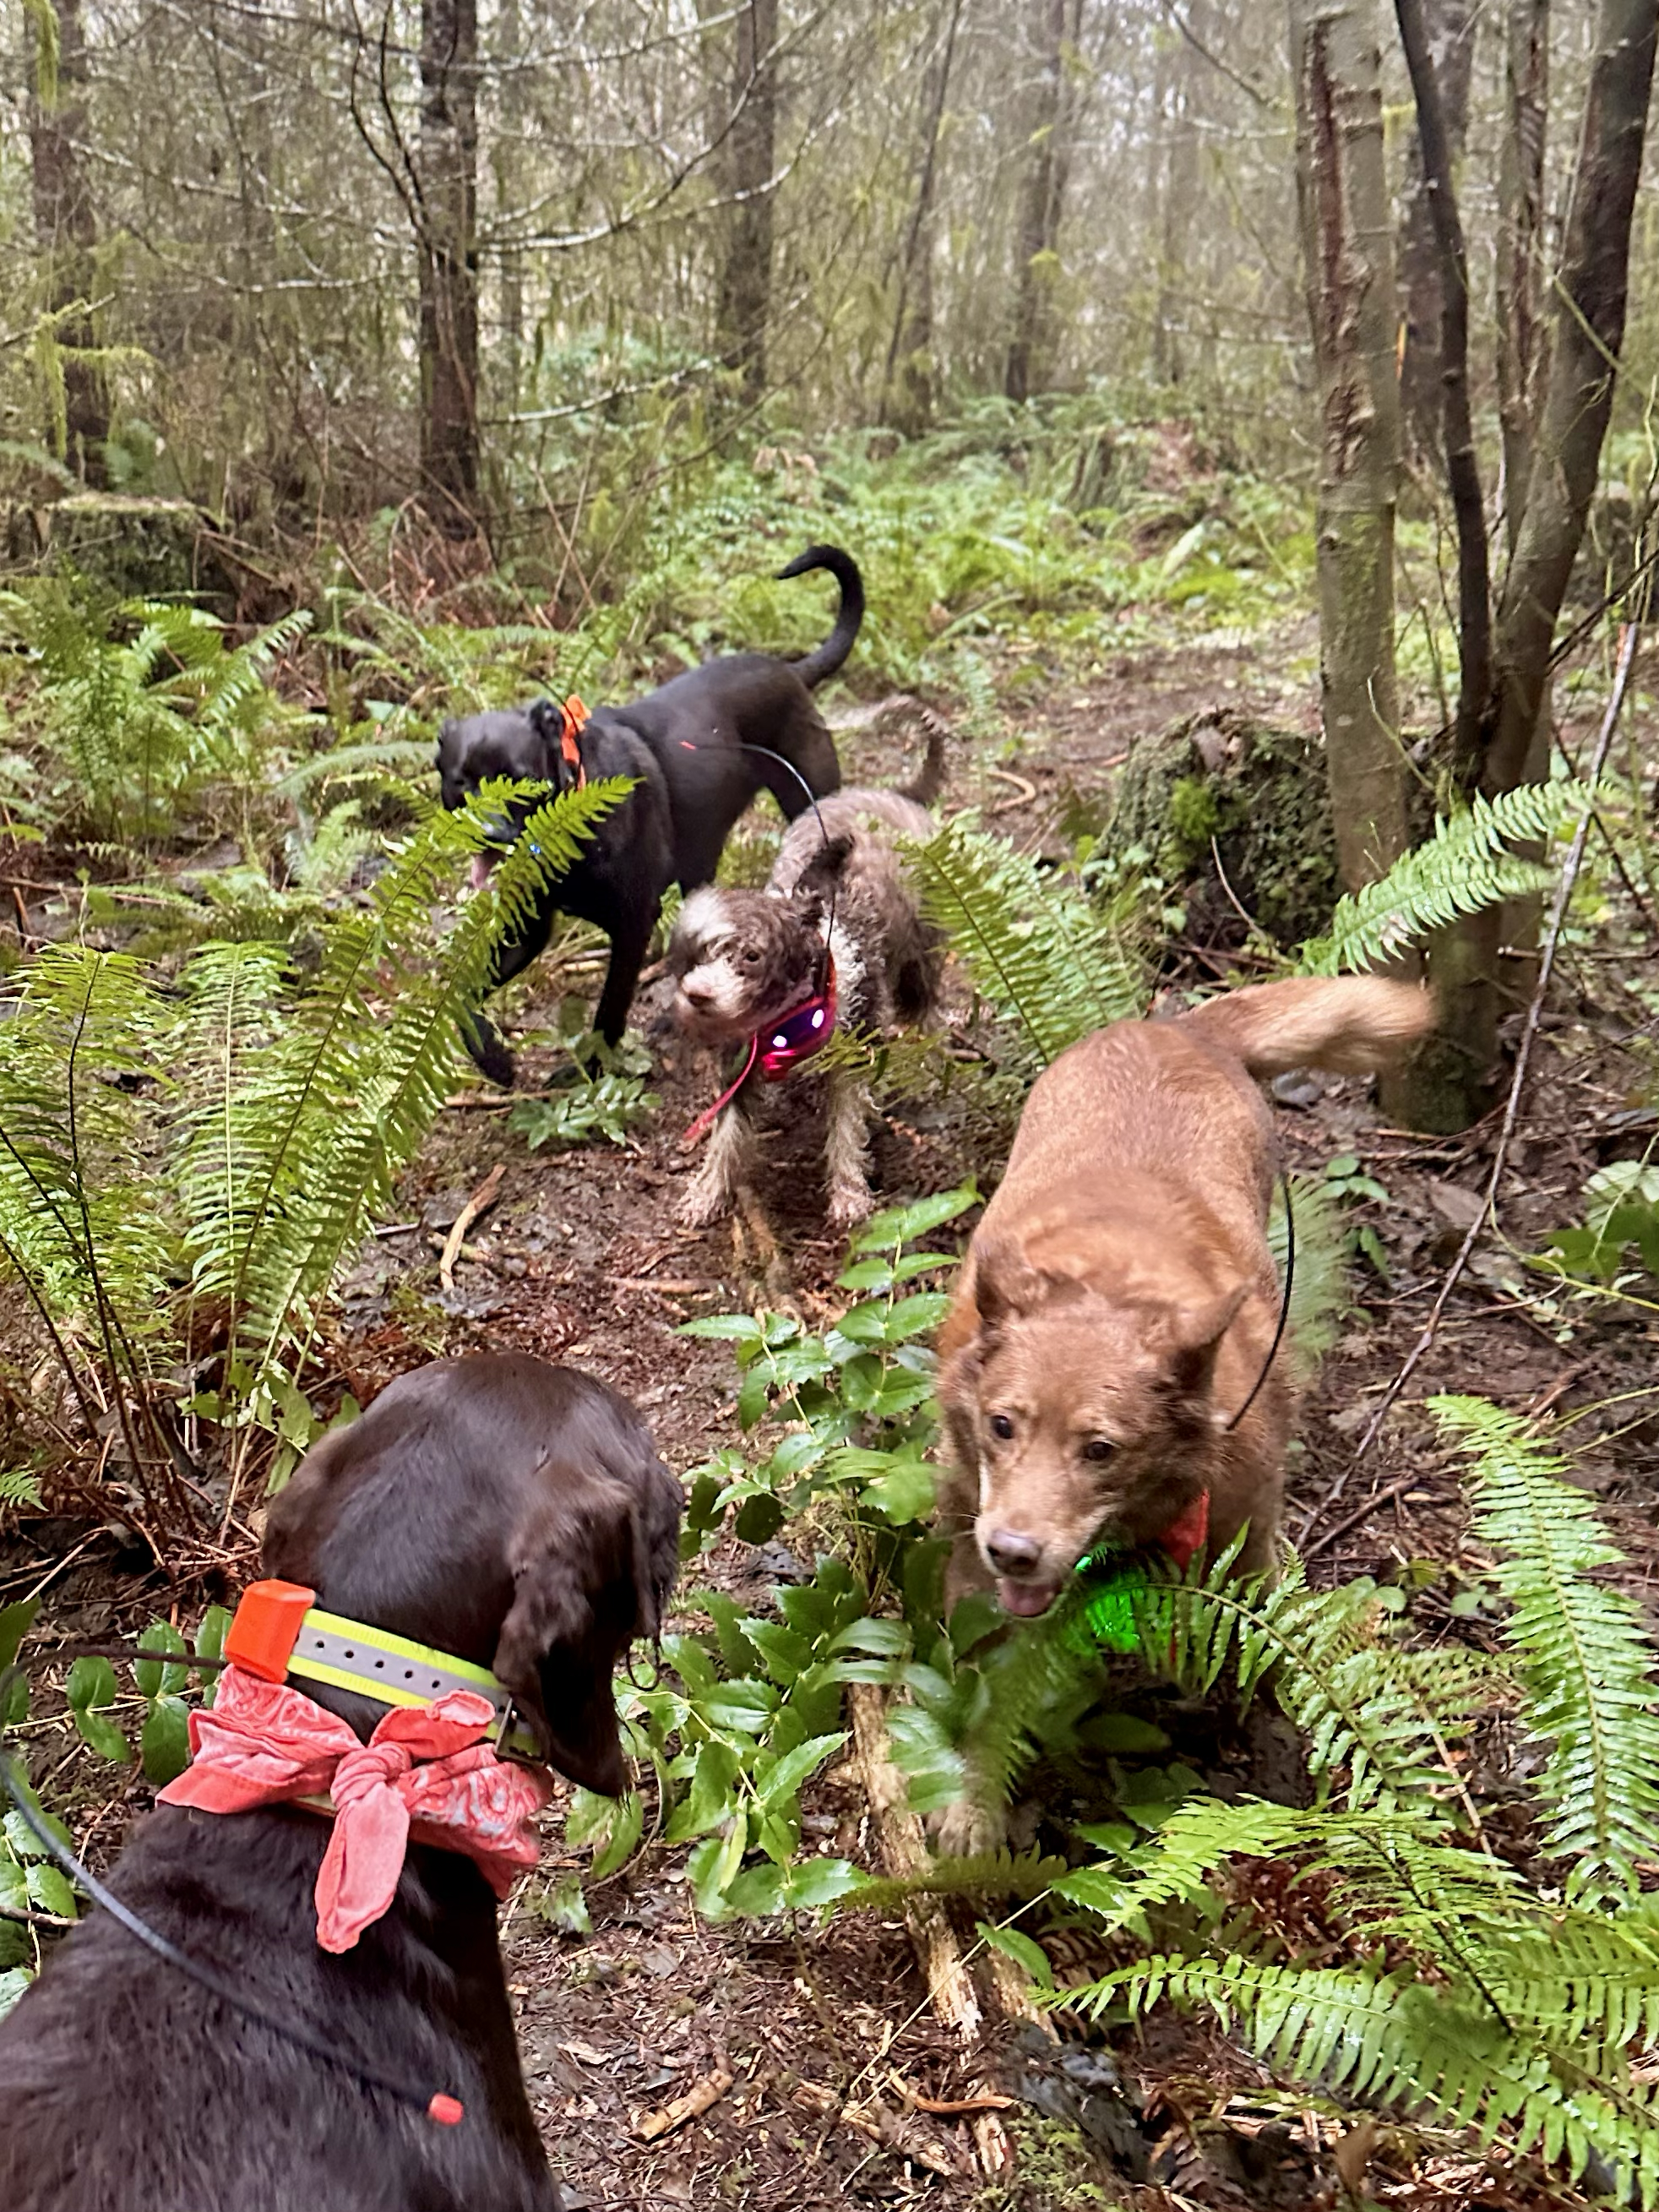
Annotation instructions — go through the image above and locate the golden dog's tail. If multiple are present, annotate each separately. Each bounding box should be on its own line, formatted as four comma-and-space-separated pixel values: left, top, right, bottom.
1178, 976, 1434, 1076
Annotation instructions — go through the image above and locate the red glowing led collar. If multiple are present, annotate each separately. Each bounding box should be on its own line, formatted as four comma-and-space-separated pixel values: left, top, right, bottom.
683, 955, 838, 1145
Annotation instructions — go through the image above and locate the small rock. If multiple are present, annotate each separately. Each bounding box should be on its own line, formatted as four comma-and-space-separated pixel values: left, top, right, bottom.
422, 1188, 471, 1229
1428, 1181, 1484, 1231
640, 1944, 681, 1979
751, 1541, 810, 1584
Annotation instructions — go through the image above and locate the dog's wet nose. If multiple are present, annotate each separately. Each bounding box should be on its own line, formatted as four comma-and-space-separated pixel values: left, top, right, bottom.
682, 982, 715, 1011
984, 1529, 1042, 1577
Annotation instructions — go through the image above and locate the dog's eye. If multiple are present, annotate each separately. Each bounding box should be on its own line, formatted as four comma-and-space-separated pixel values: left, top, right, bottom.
987, 1412, 1014, 1442
1080, 1438, 1115, 1464
739, 945, 762, 966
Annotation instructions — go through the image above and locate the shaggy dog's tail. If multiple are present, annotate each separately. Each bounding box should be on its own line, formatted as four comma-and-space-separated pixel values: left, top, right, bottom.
1178, 975, 1434, 1076
778, 544, 865, 687
896, 705, 949, 807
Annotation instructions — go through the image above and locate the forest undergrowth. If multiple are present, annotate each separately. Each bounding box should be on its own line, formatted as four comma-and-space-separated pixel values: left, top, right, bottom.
1, 404, 1657, 2211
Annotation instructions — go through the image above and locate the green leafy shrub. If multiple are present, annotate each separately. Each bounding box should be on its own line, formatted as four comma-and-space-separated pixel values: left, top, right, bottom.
508, 1032, 660, 1153
1533, 1158, 1659, 1287
0, 1594, 230, 2014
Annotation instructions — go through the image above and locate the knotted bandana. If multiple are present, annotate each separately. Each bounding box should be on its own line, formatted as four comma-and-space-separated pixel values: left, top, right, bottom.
159, 1664, 553, 1953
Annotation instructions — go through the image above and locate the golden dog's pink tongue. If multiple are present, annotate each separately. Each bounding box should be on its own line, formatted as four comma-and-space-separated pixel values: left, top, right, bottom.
998, 1577, 1059, 1619
468, 853, 495, 891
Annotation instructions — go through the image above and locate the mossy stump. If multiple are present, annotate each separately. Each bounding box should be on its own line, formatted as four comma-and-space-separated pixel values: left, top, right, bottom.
2, 493, 235, 608
1109, 707, 1340, 951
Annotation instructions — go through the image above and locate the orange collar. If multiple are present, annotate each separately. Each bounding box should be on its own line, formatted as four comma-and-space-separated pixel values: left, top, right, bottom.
557, 694, 589, 787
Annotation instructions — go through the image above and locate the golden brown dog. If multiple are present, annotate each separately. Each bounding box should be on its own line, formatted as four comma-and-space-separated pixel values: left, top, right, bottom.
936, 977, 1434, 1624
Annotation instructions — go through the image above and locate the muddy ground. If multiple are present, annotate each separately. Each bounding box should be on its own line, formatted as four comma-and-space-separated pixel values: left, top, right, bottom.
5, 613, 1656, 2210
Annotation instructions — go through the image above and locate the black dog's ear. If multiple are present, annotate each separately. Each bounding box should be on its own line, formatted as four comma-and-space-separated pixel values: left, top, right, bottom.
492, 1482, 634, 1797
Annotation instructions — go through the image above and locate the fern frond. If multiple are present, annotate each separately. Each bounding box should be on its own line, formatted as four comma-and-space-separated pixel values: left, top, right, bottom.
1072, 1948, 1659, 2204
846, 1845, 1072, 1911
1139, 1550, 1494, 1810
904, 816, 1145, 1068
1433, 1396, 1659, 1902
1298, 785, 1575, 976
174, 777, 625, 1391
0, 946, 177, 1344
1270, 1171, 1351, 1374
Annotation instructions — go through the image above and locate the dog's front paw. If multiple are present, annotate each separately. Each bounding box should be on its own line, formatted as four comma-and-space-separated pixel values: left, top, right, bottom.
678, 1174, 734, 1229
462, 1016, 517, 1092
929, 1795, 1008, 1861
825, 1179, 873, 1233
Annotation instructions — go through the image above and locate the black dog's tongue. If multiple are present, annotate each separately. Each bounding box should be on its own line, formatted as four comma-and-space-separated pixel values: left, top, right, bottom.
468, 853, 498, 891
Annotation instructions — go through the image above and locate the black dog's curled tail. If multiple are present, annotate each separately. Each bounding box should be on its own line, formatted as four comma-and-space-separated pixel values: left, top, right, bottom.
776, 544, 864, 689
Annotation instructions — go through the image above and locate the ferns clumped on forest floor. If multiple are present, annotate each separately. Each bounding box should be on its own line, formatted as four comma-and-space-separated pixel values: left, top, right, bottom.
0, 580, 315, 847
0, 776, 622, 1523
651, 1174, 1659, 2202
1045, 1403, 1659, 2204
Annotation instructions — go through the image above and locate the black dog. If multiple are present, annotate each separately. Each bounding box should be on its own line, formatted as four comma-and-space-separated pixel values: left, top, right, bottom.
0, 1356, 683, 2212
439, 545, 861, 1085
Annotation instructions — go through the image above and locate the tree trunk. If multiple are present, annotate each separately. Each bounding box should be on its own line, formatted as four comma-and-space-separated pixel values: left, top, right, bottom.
1495, 0, 1549, 547
28, 0, 107, 485
1486, 0, 1552, 1038
1004, 0, 1084, 404
417, 0, 481, 528
1395, 0, 1475, 465
882, 0, 965, 437
1431, 0, 1656, 1125
1290, 0, 1412, 902
715, 0, 780, 400
494, 0, 525, 417
1153, 6, 1207, 386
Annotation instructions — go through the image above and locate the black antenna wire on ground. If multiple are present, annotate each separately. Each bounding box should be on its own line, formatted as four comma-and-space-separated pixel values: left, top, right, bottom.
0, 1662, 465, 2127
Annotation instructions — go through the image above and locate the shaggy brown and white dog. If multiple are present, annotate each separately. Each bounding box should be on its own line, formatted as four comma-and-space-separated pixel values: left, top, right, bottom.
667, 724, 946, 1231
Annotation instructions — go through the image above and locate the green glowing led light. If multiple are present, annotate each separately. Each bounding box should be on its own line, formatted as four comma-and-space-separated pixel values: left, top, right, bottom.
1074, 1550, 1160, 1655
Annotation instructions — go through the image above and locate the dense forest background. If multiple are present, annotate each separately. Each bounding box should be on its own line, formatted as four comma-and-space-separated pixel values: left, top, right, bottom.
3, 1, 1648, 542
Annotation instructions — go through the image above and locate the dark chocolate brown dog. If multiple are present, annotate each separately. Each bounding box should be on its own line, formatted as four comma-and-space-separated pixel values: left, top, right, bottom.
0, 1356, 683, 2212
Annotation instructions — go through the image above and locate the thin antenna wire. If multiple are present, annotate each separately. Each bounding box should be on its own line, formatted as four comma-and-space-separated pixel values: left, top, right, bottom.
678, 737, 840, 963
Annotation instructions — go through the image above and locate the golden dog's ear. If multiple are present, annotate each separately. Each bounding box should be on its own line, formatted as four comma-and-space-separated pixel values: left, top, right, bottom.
1162, 1283, 1249, 1405
969, 1235, 1047, 1332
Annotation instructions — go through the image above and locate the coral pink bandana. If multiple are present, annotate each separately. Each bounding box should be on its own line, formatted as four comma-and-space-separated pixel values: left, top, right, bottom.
159, 1664, 554, 1953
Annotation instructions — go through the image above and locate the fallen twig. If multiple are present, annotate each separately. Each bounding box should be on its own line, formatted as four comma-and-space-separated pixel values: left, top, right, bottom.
634, 2067, 734, 2142
1301, 1468, 1428, 1559
1349, 618, 1640, 1465
439, 1163, 505, 1289
987, 766, 1037, 814
889, 2073, 1017, 2117
846, 1684, 1014, 2175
